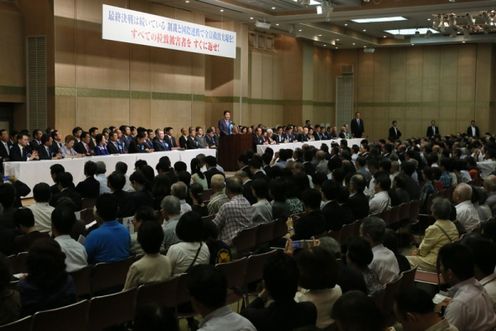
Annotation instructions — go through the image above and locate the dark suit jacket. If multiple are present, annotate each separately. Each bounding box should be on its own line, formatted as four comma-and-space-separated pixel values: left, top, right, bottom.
130, 190, 154, 209
153, 139, 170, 151
293, 210, 327, 240
165, 136, 177, 148
218, 119, 233, 136
10, 144, 29, 161
113, 190, 135, 218
178, 136, 187, 149
74, 141, 91, 155
388, 126, 402, 141
350, 118, 364, 138
50, 188, 82, 211
297, 133, 308, 142
107, 141, 123, 154
322, 201, 354, 231
14, 231, 50, 253
241, 297, 317, 331
253, 135, 264, 149
205, 135, 217, 148
466, 126, 480, 138
0, 141, 11, 161
243, 180, 257, 205
36, 145, 53, 160
346, 192, 369, 220
186, 136, 199, 149
75, 177, 100, 199
426, 126, 440, 138
128, 140, 147, 153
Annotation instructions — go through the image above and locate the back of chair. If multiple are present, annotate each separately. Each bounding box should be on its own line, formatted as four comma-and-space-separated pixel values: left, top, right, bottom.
255, 222, 275, 247
379, 209, 392, 225
7, 252, 28, 275
88, 288, 137, 331
232, 227, 258, 257
339, 222, 355, 244
0, 316, 32, 331
32, 300, 89, 331
398, 203, 410, 222
90, 257, 136, 294
400, 267, 417, 292
79, 208, 95, 225
201, 214, 215, 223
408, 200, 420, 223
202, 189, 214, 202
136, 277, 179, 309
273, 218, 288, 239
70, 266, 92, 298
381, 274, 403, 319
388, 206, 400, 226
175, 273, 191, 306
80, 198, 96, 210
245, 250, 278, 285
216, 257, 248, 290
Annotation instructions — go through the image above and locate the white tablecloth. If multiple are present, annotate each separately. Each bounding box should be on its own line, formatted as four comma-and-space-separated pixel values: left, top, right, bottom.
256, 138, 364, 154
5, 149, 216, 197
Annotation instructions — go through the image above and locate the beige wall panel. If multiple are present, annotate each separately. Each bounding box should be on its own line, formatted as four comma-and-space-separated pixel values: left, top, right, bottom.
54, 96, 77, 135
250, 51, 263, 98
261, 53, 274, 99
0, 5, 24, 87
151, 100, 191, 130
129, 98, 150, 128
405, 48, 422, 102
76, 97, 129, 129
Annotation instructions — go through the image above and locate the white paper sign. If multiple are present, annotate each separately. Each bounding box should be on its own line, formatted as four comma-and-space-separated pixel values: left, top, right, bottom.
102, 4, 237, 59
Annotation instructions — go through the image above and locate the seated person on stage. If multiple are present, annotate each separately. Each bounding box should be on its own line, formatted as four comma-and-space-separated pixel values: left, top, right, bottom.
93, 133, 109, 155
10, 132, 38, 161
241, 251, 317, 331
28, 182, 55, 233
123, 221, 172, 290
407, 198, 459, 272
75, 160, 100, 199
13, 208, 49, 253
152, 129, 171, 151
128, 131, 153, 153
107, 130, 126, 154
74, 131, 93, 156
437, 243, 496, 331
84, 194, 130, 264
52, 205, 88, 273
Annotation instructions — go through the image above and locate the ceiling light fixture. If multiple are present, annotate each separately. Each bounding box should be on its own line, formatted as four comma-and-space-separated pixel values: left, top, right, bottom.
385, 28, 439, 35
351, 16, 407, 23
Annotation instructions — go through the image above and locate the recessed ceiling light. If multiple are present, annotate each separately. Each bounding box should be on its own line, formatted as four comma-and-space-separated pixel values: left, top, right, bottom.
352, 16, 407, 23
185, 0, 190, 3
249, 17, 254, 20
298, 29, 303, 32
383, 35, 387, 38
275, 23, 280, 26
318, 34, 322, 37
427, 18, 432, 21
220, 9, 224, 12
344, 23, 348, 27
363, 45, 367, 48
323, 44, 327, 47
462, 40, 466, 44
362, 29, 367, 32
352, 42, 356, 46
385, 28, 439, 35
411, 43, 415, 46
335, 47, 339, 49
271, 6, 276, 10
336, 38, 340, 41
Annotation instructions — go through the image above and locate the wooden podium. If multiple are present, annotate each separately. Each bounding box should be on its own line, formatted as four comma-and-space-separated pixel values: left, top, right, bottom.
218, 134, 253, 171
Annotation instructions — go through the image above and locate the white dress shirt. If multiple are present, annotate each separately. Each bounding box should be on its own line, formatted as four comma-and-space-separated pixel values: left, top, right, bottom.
179, 199, 192, 216
455, 200, 481, 233
95, 173, 111, 195
198, 306, 256, 331
369, 191, 391, 216
480, 273, 496, 310
445, 277, 496, 331
28, 202, 54, 232
369, 244, 400, 285
54, 234, 88, 272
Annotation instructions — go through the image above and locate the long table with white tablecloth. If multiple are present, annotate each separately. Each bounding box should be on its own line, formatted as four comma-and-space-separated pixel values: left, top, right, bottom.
4, 149, 217, 197
256, 138, 364, 154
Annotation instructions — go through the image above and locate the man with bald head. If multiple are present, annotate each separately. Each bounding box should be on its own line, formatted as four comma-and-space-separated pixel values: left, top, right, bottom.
453, 183, 481, 233
208, 174, 229, 215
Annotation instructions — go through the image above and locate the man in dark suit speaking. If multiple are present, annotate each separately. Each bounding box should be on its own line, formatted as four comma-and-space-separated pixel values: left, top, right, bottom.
466, 120, 480, 138
350, 112, 364, 138
426, 120, 440, 138
218, 110, 233, 136
388, 120, 402, 141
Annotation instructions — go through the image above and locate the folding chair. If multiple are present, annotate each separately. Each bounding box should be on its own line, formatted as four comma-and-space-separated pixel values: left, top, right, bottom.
136, 277, 179, 309
398, 203, 410, 223
244, 250, 278, 304
0, 316, 32, 331
400, 267, 417, 292
70, 265, 92, 298
388, 206, 400, 226
381, 275, 403, 325
216, 257, 248, 308
32, 300, 89, 331
255, 222, 276, 247
90, 257, 136, 294
408, 200, 420, 224
232, 226, 258, 257
88, 288, 137, 331
79, 208, 95, 225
